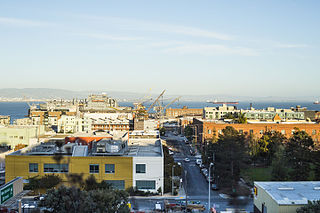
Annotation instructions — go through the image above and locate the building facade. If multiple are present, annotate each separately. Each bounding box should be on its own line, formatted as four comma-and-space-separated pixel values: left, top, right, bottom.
254, 181, 320, 213
5, 132, 164, 194
166, 106, 203, 118
0, 125, 45, 149
193, 119, 320, 145
0, 116, 10, 126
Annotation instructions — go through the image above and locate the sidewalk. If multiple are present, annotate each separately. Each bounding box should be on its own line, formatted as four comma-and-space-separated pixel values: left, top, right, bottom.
129, 185, 186, 199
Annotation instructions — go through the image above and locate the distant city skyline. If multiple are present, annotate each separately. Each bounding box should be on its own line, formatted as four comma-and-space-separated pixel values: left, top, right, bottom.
0, 1, 319, 97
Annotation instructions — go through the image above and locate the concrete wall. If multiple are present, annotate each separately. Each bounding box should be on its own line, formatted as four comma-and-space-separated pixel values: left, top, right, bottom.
133, 156, 164, 194
0, 126, 45, 148
254, 184, 279, 213
5, 155, 133, 189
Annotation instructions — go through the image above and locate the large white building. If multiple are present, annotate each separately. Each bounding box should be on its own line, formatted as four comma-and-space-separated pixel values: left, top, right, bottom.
254, 181, 320, 213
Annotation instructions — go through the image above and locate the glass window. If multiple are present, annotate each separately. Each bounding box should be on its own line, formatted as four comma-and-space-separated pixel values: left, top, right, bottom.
249, 129, 254, 134
105, 180, 125, 190
312, 130, 316, 135
90, 164, 99, 173
136, 180, 156, 190
260, 130, 264, 134
105, 164, 115, 174
29, 163, 38, 173
136, 164, 146, 174
239, 130, 243, 134
281, 130, 286, 134
44, 164, 68, 173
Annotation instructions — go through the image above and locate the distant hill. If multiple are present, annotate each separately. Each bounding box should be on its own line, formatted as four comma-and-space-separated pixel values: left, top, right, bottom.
0, 88, 317, 102
0, 88, 149, 101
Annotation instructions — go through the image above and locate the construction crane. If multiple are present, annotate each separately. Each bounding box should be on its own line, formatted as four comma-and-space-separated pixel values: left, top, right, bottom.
154, 96, 181, 119
147, 90, 166, 112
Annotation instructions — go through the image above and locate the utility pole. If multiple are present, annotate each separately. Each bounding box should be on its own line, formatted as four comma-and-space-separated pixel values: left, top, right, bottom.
172, 165, 175, 195
208, 162, 213, 212
184, 170, 188, 212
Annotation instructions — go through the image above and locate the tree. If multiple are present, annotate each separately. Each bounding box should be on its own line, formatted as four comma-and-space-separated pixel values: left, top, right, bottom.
159, 127, 166, 136
184, 125, 193, 141
210, 126, 248, 194
235, 112, 247, 124
296, 200, 320, 213
271, 145, 288, 181
40, 184, 130, 213
285, 130, 314, 181
24, 175, 61, 192
256, 131, 286, 165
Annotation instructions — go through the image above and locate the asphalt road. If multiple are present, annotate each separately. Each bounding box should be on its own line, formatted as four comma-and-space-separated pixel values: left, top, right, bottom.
163, 132, 254, 212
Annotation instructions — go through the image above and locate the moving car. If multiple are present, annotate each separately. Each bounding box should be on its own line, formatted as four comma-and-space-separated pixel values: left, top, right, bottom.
184, 158, 190, 162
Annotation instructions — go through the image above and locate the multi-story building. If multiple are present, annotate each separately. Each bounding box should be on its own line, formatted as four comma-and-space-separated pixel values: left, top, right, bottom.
82, 94, 118, 111
204, 105, 238, 120
5, 132, 164, 194
166, 106, 203, 118
254, 181, 320, 213
0, 116, 10, 126
14, 118, 32, 126
241, 107, 305, 121
91, 118, 130, 131
57, 115, 92, 133
192, 118, 320, 145
0, 125, 45, 149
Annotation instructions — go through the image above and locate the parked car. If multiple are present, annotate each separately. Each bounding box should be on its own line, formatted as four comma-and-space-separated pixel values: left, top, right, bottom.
206, 176, 214, 183
184, 158, 190, 162
211, 183, 219, 190
196, 159, 202, 165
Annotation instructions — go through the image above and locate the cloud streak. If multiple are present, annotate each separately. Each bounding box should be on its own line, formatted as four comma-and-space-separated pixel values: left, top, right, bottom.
0, 17, 51, 27
84, 15, 234, 41
76, 33, 145, 41
163, 43, 258, 56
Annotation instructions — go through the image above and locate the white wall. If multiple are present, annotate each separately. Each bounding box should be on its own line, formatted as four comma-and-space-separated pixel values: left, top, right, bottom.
132, 156, 164, 194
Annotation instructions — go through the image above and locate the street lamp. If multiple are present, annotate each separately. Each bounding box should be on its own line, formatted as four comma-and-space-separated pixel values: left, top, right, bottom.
208, 162, 214, 212
172, 165, 176, 195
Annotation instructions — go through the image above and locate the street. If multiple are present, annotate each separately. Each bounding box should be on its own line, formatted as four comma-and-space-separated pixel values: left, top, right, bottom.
129, 132, 253, 212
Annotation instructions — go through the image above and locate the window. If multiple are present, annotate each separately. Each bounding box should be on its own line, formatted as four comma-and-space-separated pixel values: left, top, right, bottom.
105, 180, 125, 190
260, 130, 264, 134
44, 164, 68, 173
291, 129, 295, 135
136, 164, 146, 174
239, 130, 243, 134
208, 130, 212, 134
281, 130, 285, 134
90, 164, 99, 173
249, 129, 254, 134
105, 164, 115, 174
218, 130, 222, 134
136, 180, 156, 190
29, 163, 38, 173
312, 130, 316, 135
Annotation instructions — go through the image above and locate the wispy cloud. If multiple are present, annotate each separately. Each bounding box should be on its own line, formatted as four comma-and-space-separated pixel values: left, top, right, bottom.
163, 43, 258, 56
276, 44, 308, 48
83, 15, 234, 41
76, 33, 145, 41
0, 17, 51, 27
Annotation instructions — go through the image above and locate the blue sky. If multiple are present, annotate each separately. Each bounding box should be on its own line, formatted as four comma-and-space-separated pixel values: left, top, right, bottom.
0, 0, 319, 97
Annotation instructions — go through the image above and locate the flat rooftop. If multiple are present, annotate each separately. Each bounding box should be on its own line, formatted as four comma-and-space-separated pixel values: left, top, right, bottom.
9, 138, 163, 158
255, 181, 320, 205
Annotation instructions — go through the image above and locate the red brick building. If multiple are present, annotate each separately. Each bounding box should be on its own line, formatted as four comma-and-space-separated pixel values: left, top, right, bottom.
166, 106, 203, 118
193, 118, 320, 145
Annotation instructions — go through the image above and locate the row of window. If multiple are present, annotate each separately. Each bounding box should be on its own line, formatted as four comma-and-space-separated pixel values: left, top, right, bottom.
29, 163, 146, 174
207, 129, 318, 135
104, 180, 155, 190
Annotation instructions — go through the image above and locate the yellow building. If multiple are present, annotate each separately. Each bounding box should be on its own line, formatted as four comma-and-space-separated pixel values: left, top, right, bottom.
5, 132, 164, 193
